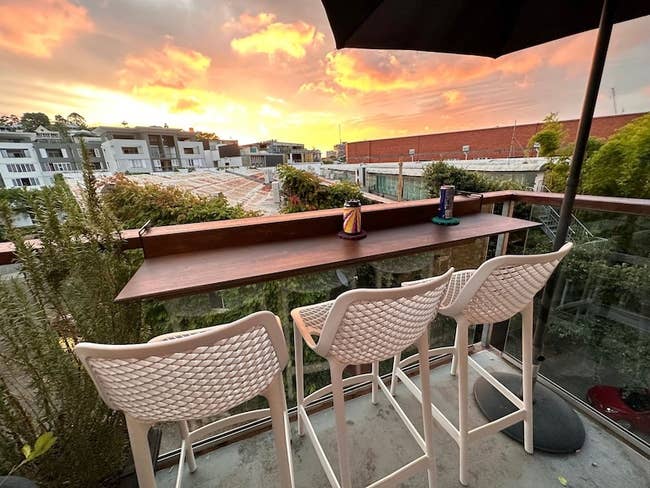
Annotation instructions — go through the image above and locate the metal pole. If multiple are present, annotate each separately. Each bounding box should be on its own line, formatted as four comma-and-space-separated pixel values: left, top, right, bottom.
533, 0, 616, 375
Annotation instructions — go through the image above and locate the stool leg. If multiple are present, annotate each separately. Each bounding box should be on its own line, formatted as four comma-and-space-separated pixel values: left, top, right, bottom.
330, 360, 353, 488
371, 361, 379, 405
293, 323, 305, 436
266, 375, 295, 488
389, 354, 400, 396
125, 415, 156, 488
456, 319, 469, 486
418, 333, 438, 488
450, 324, 460, 376
179, 421, 197, 473
522, 303, 534, 455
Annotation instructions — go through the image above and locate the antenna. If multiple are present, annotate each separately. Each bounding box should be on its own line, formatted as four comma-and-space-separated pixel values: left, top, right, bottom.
338, 124, 342, 145
508, 120, 517, 158
611, 87, 618, 114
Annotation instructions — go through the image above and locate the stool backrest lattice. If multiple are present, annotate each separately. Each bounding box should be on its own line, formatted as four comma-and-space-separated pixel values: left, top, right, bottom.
442, 243, 573, 324
315, 269, 453, 364
75, 311, 288, 423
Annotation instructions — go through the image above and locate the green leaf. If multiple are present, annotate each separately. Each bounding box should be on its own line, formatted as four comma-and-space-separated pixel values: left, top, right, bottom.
32, 431, 57, 458
21, 444, 32, 460
558, 475, 568, 486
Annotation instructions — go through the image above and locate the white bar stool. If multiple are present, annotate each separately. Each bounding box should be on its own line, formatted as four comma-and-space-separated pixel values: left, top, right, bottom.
391, 243, 573, 485
75, 311, 295, 488
292, 269, 453, 488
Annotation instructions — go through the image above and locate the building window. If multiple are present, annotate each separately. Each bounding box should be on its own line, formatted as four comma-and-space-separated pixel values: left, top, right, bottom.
1, 148, 29, 158
12, 177, 39, 187
122, 146, 140, 155
45, 148, 64, 158
51, 162, 74, 172
6, 163, 36, 172
131, 160, 144, 168
183, 147, 195, 155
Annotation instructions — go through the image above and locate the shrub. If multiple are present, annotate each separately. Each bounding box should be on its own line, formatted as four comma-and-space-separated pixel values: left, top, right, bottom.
277, 165, 365, 213
422, 161, 525, 197
101, 173, 261, 228
0, 160, 149, 486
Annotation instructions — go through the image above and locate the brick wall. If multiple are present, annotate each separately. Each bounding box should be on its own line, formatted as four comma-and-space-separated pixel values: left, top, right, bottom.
346, 112, 645, 163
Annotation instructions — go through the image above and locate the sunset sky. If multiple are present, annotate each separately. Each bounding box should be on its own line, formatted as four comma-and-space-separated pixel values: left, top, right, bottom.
0, 1, 649, 151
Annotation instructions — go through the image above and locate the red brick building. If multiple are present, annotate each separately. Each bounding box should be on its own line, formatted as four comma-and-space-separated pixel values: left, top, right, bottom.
346, 112, 645, 163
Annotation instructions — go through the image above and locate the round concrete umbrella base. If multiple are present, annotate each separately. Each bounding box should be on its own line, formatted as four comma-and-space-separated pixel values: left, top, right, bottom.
474, 372, 586, 453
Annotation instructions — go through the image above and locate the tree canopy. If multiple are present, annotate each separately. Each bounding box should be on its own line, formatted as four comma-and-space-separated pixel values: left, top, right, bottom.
581, 113, 650, 199
528, 112, 567, 157
20, 112, 51, 132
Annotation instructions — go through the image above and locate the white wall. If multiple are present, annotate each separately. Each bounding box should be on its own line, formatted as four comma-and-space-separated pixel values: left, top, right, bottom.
101, 139, 151, 173
0, 142, 44, 188
177, 140, 206, 168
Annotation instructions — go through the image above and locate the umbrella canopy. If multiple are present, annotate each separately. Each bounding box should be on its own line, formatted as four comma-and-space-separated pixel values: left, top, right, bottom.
322, 0, 650, 58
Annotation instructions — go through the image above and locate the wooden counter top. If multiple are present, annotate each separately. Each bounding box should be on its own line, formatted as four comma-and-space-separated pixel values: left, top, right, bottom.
116, 213, 539, 302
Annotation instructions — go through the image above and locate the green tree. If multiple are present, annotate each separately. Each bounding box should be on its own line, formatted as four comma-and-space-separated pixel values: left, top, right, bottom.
529, 112, 567, 156
276, 165, 364, 213
67, 112, 87, 129
52, 115, 70, 141
581, 113, 650, 199
422, 161, 524, 197
20, 112, 51, 132
0, 114, 20, 128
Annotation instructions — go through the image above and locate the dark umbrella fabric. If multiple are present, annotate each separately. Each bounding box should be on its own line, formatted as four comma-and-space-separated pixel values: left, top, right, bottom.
322, 0, 650, 58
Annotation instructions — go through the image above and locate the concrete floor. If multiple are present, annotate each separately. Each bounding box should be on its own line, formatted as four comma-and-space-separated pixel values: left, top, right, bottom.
156, 351, 649, 487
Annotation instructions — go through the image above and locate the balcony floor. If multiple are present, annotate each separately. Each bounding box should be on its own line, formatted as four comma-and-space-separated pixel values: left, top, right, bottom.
155, 350, 649, 487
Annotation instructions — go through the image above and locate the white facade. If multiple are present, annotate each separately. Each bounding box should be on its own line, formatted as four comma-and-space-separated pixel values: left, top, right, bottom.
101, 139, 152, 173
177, 140, 206, 168
0, 142, 45, 189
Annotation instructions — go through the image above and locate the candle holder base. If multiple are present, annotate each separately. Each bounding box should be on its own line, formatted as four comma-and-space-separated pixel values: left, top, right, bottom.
432, 216, 460, 225
337, 230, 367, 240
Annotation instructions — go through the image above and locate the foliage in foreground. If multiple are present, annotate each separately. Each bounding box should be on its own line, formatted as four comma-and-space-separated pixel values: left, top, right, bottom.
581, 113, 650, 199
0, 164, 149, 486
422, 161, 525, 197
101, 173, 261, 228
277, 164, 366, 213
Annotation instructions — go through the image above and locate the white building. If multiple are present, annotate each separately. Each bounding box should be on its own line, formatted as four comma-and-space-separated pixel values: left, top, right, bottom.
0, 132, 45, 189
101, 139, 152, 173
177, 140, 207, 168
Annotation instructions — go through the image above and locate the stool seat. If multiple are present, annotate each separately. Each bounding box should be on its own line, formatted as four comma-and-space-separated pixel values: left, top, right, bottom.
392, 243, 573, 486
75, 311, 295, 488
292, 269, 453, 488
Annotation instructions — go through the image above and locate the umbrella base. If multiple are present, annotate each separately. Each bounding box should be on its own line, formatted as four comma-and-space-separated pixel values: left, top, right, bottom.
474, 372, 585, 453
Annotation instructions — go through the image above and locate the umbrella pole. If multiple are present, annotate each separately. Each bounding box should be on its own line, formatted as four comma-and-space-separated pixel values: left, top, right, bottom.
534, 0, 616, 379
475, 0, 616, 453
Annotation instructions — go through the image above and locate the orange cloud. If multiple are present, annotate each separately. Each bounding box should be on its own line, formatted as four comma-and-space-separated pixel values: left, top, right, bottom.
231, 20, 324, 59
0, 0, 93, 58
324, 50, 542, 93
120, 40, 211, 90
442, 90, 465, 105
224, 12, 277, 32
172, 98, 202, 113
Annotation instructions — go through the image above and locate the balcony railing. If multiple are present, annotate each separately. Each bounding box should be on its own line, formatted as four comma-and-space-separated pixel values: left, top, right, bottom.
0, 190, 648, 485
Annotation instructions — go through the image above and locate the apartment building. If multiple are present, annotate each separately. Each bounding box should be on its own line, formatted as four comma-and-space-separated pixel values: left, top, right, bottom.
93, 126, 207, 172
0, 131, 44, 189
240, 140, 321, 167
